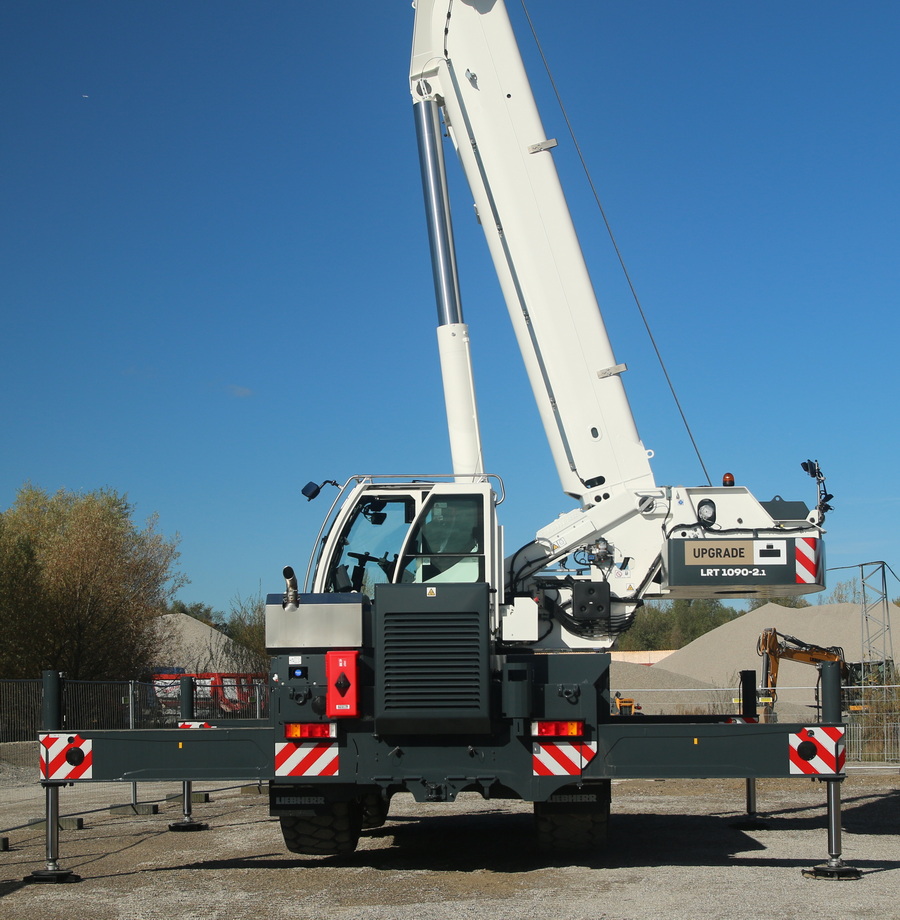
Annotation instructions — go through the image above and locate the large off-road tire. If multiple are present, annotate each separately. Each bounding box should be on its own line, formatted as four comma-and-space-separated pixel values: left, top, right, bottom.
279, 801, 363, 856
534, 786, 610, 851
361, 792, 390, 829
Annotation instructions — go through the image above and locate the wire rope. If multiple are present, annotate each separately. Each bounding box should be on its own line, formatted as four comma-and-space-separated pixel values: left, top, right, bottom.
519, 0, 712, 486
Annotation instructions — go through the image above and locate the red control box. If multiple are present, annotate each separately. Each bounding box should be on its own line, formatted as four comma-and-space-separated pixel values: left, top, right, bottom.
325, 650, 359, 718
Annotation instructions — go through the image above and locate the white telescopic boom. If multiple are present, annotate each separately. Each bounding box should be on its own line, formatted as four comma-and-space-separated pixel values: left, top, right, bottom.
411, 0, 656, 505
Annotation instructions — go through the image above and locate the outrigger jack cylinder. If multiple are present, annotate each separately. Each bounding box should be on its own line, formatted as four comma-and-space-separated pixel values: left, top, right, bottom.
28, 670, 80, 884
168, 675, 209, 833
803, 662, 861, 881
737, 670, 766, 829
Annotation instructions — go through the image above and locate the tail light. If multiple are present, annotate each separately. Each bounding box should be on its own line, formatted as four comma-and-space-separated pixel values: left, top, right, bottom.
284, 722, 337, 740
531, 720, 584, 737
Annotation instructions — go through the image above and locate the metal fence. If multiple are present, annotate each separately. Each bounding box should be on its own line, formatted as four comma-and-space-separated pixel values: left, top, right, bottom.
843, 683, 900, 763
0, 676, 270, 745
0, 679, 42, 745
846, 720, 900, 762
1, 679, 897, 762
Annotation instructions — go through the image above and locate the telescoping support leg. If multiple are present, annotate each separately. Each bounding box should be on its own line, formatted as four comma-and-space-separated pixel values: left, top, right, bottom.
733, 773, 769, 830
745, 778, 757, 817
28, 671, 81, 884
741, 670, 759, 819
800, 776, 861, 880
168, 780, 208, 833
169, 675, 208, 832
802, 775, 860, 879
731, 670, 767, 830
802, 662, 860, 880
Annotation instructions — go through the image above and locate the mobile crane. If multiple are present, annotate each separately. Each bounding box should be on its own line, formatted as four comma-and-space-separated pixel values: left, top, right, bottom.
264, 0, 831, 853
40, 1, 844, 860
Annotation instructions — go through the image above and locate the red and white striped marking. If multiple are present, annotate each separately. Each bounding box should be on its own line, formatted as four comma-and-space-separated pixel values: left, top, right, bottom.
178, 721, 213, 729
795, 537, 821, 585
789, 726, 845, 775
39, 733, 93, 780
274, 741, 339, 777
533, 741, 598, 776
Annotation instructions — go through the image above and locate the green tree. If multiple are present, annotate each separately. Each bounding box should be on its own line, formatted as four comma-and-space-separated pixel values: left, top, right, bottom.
819, 578, 859, 605
745, 595, 811, 611
224, 591, 268, 673
615, 605, 671, 651
617, 597, 738, 651
0, 485, 184, 679
167, 599, 226, 631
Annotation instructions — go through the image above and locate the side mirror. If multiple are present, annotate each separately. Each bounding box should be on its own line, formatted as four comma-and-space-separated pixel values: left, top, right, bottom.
302, 480, 339, 502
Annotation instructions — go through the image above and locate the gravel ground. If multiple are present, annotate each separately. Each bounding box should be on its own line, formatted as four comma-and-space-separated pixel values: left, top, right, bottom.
1, 770, 897, 920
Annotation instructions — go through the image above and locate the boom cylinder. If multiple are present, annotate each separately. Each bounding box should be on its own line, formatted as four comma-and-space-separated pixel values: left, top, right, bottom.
415, 96, 484, 479
414, 98, 463, 327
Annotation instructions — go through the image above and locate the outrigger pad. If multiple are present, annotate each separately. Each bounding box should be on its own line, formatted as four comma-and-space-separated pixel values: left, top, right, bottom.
802, 862, 862, 881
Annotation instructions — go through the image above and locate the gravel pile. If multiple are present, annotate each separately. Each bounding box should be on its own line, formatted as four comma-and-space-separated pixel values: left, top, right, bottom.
156, 612, 248, 671
611, 602, 898, 719
660, 602, 896, 684
608, 661, 730, 716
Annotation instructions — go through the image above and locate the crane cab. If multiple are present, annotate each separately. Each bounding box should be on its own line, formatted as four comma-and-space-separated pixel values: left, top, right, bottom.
273, 477, 504, 650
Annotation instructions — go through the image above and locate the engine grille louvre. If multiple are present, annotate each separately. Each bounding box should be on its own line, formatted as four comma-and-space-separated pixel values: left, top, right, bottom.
382, 612, 483, 709
375, 584, 490, 733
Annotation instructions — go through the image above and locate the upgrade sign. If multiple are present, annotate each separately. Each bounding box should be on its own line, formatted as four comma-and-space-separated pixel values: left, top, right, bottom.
666, 537, 824, 594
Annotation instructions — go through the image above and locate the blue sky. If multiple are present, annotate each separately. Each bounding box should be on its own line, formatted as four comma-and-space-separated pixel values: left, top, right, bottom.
3, 1, 898, 615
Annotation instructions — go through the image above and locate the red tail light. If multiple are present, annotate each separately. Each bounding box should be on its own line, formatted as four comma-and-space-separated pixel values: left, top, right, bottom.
532, 720, 584, 737
284, 723, 337, 740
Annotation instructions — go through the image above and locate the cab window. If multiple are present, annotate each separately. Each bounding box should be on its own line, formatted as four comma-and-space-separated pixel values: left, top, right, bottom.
325, 496, 415, 594
397, 495, 484, 584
